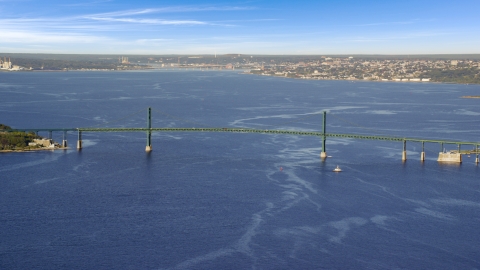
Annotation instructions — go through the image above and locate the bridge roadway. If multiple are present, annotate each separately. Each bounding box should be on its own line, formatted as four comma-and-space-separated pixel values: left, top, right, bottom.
12, 127, 479, 146
80, 127, 480, 146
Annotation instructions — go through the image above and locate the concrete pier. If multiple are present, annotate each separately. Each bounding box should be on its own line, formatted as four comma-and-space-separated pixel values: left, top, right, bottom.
402, 140, 407, 161
476, 145, 479, 164
145, 146, 152, 152
437, 152, 462, 163
62, 131, 67, 148
77, 130, 82, 150
420, 142, 425, 161
320, 151, 327, 159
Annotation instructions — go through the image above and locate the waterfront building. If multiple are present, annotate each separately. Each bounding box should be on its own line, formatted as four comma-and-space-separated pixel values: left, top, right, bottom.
0, 57, 12, 69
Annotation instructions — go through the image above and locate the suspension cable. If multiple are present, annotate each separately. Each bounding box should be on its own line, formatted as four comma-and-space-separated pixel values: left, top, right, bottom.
328, 113, 393, 136
327, 113, 449, 153
150, 108, 210, 127
260, 112, 324, 128
85, 107, 147, 128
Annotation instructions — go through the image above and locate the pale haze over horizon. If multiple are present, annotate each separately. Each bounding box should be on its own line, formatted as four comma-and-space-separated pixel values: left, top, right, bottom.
1, 0, 479, 55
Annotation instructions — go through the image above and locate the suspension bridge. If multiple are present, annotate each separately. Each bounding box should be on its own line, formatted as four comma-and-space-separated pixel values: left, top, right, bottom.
9, 107, 480, 164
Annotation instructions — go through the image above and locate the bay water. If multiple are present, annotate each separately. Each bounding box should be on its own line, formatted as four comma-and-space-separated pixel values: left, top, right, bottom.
1, 71, 479, 269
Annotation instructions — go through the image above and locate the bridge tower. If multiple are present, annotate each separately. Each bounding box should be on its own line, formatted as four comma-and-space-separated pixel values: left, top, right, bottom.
145, 107, 152, 152
320, 111, 327, 159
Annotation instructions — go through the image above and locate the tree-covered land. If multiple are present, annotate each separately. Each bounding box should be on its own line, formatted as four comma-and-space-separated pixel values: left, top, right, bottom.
421, 68, 480, 84
0, 124, 42, 151
5, 58, 150, 71
12, 58, 118, 70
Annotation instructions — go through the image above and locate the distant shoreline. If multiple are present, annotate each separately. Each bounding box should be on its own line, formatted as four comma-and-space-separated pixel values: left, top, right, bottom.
243, 72, 480, 85
0, 146, 68, 153
2, 68, 480, 86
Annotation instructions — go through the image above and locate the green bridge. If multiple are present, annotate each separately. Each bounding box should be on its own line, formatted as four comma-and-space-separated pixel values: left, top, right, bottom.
10, 108, 480, 164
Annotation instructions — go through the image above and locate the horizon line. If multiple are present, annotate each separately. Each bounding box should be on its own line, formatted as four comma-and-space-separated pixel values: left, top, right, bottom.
1, 52, 480, 56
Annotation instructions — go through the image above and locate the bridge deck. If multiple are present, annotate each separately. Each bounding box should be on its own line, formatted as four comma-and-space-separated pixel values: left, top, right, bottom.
10, 127, 478, 146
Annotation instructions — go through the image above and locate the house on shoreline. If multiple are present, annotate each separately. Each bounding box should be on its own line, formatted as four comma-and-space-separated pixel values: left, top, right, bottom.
29, 139, 55, 148
0, 57, 25, 71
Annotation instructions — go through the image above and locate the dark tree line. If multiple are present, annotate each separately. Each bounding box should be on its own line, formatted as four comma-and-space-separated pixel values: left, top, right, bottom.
421, 68, 480, 84
11, 58, 119, 70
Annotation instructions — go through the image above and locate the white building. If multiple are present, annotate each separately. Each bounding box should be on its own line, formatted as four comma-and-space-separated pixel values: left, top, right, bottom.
0, 57, 12, 69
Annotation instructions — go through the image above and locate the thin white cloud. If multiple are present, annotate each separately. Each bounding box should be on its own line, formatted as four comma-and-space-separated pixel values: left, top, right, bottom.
89, 9, 159, 17
0, 18, 115, 32
1, 6, 244, 29
135, 38, 174, 44
0, 28, 108, 44
62, 0, 113, 7
89, 6, 254, 18
85, 16, 209, 25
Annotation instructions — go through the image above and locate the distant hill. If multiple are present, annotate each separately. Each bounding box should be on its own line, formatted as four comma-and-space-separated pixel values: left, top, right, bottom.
2, 53, 480, 62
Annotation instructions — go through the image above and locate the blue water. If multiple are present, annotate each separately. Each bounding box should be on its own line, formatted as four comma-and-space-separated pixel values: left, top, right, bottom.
1, 71, 480, 269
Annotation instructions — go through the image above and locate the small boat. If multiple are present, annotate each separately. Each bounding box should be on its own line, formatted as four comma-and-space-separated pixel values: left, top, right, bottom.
333, 165, 342, 172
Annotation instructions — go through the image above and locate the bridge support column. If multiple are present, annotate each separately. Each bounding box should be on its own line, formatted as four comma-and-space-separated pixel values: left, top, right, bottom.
62, 131, 67, 148
320, 141, 327, 158
77, 130, 82, 150
402, 140, 407, 161
420, 141, 425, 162
320, 111, 327, 159
146, 107, 152, 152
476, 145, 479, 164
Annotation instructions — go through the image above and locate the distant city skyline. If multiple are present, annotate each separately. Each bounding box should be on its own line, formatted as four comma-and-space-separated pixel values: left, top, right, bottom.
1, 0, 479, 55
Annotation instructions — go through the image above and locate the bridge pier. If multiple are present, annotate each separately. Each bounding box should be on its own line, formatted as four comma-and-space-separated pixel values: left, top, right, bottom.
320, 137, 327, 158
77, 130, 82, 150
146, 107, 152, 152
420, 141, 425, 162
402, 140, 407, 161
62, 131, 68, 148
476, 145, 479, 164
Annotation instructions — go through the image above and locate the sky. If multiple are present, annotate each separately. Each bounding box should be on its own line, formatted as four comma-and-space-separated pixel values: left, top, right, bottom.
1, 0, 479, 55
